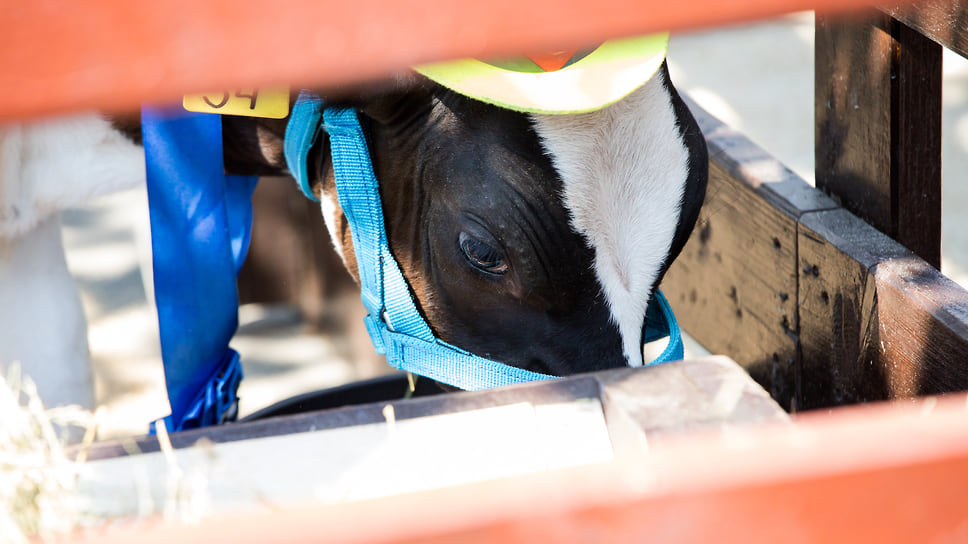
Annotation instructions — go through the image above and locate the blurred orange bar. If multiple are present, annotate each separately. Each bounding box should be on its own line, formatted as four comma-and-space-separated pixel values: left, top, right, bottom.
4, 0, 902, 121
73, 394, 968, 543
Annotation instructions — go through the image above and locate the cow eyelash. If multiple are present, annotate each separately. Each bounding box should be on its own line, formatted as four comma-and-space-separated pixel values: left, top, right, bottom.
458, 232, 509, 275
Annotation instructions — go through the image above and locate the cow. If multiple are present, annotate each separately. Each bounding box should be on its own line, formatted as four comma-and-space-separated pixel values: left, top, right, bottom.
1, 58, 706, 417
218, 60, 707, 378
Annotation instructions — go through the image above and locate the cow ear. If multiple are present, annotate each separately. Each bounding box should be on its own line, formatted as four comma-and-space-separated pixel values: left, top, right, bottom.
353, 72, 430, 126
222, 116, 290, 177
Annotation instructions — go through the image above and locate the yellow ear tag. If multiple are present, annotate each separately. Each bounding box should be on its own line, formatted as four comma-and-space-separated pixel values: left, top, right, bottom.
183, 87, 290, 119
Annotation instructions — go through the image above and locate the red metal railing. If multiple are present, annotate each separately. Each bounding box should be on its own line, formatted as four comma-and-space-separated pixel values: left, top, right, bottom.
5, 0, 904, 121
73, 393, 968, 543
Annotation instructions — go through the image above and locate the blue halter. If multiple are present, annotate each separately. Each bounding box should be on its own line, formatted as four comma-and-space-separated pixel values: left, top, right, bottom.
284, 92, 684, 390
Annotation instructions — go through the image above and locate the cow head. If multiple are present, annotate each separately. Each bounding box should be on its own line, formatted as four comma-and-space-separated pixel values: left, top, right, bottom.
220, 61, 707, 380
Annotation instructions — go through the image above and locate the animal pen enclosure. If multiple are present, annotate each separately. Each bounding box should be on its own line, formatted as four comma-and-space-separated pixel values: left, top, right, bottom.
6, 0, 968, 541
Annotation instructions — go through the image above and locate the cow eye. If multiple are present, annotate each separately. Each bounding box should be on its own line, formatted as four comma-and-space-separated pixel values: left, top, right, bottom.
459, 232, 508, 275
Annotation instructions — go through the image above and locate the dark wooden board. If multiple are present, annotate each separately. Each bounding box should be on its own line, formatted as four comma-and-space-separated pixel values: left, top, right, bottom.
815, 12, 942, 268
797, 209, 901, 408
874, 256, 968, 397
661, 160, 800, 409
798, 208, 968, 409
669, 98, 968, 411
662, 102, 837, 411
81, 357, 786, 462
880, 0, 968, 60
83, 375, 603, 460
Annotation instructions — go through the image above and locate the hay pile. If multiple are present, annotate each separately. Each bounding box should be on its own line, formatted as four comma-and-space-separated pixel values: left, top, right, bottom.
0, 366, 98, 542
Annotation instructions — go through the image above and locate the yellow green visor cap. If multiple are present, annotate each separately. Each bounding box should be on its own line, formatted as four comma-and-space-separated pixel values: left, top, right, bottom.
413, 32, 669, 115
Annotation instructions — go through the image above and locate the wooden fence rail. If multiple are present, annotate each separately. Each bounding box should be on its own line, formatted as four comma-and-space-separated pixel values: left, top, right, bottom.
664, 96, 968, 411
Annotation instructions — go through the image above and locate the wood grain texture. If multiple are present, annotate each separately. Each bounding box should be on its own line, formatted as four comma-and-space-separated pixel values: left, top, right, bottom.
670, 97, 968, 411
72, 358, 787, 527
798, 208, 968, 409
815, 12, 942, 267
661, 161, 800, 409
80, 357, 786, 462
797, 209, 900, 408
662, 101, 837, 411
891, 21, 943, 268
81, 375, 603, 460
880, 0, 968, 59
874, 257, 968, 397
599, 357, 788, 454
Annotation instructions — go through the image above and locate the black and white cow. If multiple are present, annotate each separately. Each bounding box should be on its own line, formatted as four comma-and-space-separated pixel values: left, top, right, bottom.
1, 60, 705, 413
221, 61, 707, 377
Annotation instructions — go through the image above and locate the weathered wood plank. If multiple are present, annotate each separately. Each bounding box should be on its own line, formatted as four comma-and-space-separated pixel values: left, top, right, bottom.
599, 357, 787, 453
797, 209, 900, 408
82, 357, 786, 462
798, 208, 968, 409
661, 163, 800, 409
874, 257, 968, 397
815, 12, 942, 268
669, 95, 968, 411
82, 375, 601, 460
880, 0, 968, 59
662, 102, 837, 411
75, 357, 786, 520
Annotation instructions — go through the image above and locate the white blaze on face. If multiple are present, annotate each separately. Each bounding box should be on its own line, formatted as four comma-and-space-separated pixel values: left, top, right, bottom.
530, 71, 689, 367
319, 190, 347, 264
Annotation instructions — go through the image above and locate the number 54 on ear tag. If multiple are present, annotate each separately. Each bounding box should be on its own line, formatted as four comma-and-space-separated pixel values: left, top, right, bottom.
183, 88, 290, 119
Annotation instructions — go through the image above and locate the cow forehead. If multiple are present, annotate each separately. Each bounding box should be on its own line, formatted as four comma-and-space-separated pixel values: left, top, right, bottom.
419, 153, 593, 304
530, 71, 689, 367
409, 98, 581, 248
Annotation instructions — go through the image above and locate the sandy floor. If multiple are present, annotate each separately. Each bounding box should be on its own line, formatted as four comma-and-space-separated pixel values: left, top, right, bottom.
60, 12, 968, 439
62, 189, 371, 438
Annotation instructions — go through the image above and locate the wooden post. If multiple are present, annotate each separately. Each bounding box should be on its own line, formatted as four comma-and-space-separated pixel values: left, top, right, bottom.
815, 11, 942, 269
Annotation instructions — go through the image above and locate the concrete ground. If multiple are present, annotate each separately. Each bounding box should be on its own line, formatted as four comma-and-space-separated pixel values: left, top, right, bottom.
61, 12, 968, 439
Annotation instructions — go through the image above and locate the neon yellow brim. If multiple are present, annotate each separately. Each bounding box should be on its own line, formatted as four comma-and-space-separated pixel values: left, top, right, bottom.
413, 33, 669, 115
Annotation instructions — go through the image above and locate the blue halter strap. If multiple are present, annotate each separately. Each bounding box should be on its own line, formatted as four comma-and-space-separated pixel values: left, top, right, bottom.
284, 92, 684, 389
142, 106, 257, 431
